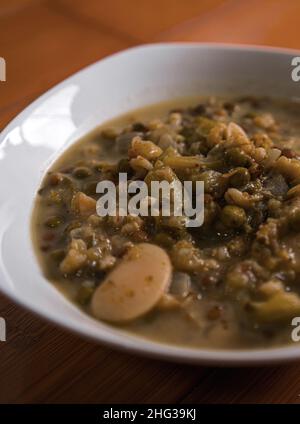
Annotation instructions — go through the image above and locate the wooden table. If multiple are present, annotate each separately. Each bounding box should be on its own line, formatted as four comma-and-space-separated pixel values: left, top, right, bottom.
1, 0, 300, 403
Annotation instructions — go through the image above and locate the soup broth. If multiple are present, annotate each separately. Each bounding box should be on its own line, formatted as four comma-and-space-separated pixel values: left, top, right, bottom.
33, 96, 300, 349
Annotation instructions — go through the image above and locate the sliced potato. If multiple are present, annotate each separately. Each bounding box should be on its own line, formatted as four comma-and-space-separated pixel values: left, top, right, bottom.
91, 243, 172, 322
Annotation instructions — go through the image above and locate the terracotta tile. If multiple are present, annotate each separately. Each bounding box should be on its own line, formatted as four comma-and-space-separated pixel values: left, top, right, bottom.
159, 0, 300, 49
0, 3, 130, 115
57, 0, 226, 41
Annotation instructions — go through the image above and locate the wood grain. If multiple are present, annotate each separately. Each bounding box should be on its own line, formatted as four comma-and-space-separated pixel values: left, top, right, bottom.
160, 0, 300, 49
0, 0, 43, 18
0, 293, 205, 403
1, 0, 300, 404
181, 366, 300, 404
56, 0, 227, 41
0, 2, 130, 127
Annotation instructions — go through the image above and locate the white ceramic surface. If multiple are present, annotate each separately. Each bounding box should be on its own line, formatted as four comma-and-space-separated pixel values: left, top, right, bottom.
1, 43, 300, 365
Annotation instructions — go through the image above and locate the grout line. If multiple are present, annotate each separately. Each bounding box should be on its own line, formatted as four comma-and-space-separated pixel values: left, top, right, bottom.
47, 0, 142, 45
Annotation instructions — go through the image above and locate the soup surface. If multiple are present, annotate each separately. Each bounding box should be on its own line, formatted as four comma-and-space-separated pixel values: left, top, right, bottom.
33, 96, 300, 349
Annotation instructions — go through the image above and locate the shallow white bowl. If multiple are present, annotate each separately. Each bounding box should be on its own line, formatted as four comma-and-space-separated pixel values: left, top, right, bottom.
1, 43, 300, 365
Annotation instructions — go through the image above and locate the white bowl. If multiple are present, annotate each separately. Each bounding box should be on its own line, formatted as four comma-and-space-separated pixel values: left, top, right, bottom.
1, 43, 300, 365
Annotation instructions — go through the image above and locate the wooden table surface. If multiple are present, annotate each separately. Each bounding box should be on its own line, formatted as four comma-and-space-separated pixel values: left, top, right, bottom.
1, 0, 300, 404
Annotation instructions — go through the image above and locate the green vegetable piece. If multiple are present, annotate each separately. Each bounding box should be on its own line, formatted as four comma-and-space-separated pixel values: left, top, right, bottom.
226, 147, 251, 167
221, 205, 246, 228
45, 216, 63, 228
229, 167, 250, 187
77, 284, 95, 305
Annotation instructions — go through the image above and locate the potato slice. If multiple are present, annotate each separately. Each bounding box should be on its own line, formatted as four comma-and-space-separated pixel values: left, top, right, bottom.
91, 243, 172, 322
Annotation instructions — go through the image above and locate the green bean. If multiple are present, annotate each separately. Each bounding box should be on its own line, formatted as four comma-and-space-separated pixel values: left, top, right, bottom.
226, 147, 251, 167
197, 170, 226, 196
229, 167, 250, 187
196, 116, 216, 135
44, 216, 63, 228
73, 166, 92, 179
220, 205, 246, 228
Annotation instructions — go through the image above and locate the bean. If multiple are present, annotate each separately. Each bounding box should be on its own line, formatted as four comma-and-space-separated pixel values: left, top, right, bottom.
229, 167, 250, 187
220, 205, 246, 228
73, 166, 92, 179
226, 147, 251, 167
44, 216, 63, 228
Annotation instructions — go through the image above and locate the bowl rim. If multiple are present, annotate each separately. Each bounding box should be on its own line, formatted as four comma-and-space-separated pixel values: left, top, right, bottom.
2, 41, 300, 366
